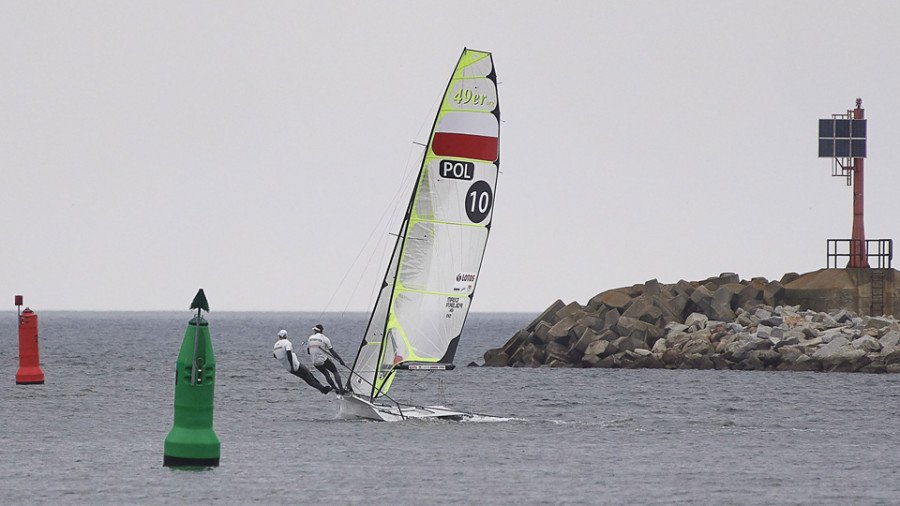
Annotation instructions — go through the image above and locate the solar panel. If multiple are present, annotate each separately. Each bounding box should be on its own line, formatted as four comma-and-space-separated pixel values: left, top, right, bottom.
835, 119, 851, 137
818, 118, 866, 158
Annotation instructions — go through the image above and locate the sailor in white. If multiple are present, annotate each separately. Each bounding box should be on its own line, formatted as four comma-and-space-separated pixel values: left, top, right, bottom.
274, 329, 331, 394
307, 324, 348, 395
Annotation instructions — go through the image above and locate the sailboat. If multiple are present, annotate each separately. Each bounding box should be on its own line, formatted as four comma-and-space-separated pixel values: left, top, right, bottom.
339, 48, 500, 421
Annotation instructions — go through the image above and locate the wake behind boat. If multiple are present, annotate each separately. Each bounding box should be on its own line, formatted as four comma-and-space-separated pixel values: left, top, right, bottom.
339, 48, 501, 422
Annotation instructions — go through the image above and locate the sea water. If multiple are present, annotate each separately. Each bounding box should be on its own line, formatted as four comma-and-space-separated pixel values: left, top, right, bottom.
2, 311, 899, 505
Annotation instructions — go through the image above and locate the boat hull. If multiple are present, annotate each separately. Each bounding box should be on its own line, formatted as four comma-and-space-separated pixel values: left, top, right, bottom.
338, 393, 467, 422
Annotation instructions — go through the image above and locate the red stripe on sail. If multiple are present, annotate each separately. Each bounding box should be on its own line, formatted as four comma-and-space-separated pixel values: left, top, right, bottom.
432, 132, 498, 161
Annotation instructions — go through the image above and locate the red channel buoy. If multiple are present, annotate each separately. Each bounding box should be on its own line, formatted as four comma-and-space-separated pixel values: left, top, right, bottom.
16, 300, 45, 385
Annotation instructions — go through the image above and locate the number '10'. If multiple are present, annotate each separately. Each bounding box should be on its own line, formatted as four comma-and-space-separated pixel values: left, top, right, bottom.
469, 190, 490, 214
464, 180, 492, 224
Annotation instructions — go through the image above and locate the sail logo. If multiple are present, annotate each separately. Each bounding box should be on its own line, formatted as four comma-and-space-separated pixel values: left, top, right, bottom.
439, 160, 474, 180
453, 273, 476, 294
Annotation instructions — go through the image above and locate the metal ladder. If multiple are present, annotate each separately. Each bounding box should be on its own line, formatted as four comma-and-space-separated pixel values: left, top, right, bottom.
871, 269, 885, 316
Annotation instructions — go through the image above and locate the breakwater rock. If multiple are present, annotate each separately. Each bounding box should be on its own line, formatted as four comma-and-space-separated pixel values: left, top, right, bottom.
480, 273, 900, 373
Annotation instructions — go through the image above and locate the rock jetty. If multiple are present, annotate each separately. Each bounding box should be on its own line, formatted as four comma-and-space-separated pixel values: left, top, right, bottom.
480, 273, 900, 373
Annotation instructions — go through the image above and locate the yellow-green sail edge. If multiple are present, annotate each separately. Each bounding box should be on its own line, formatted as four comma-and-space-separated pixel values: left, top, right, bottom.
346, 48, 500, 401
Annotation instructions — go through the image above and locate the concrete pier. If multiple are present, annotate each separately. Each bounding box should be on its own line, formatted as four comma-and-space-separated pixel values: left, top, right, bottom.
784, 268, 898, 317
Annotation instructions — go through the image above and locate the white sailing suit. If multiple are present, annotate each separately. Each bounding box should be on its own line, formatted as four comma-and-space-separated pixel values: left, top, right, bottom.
274, 338, 302, 372
307, 331, 346, 393
307, 333, 334, 367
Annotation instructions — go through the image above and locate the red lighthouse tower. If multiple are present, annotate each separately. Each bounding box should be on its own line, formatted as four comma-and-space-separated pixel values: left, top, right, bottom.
818, 99, 888, 268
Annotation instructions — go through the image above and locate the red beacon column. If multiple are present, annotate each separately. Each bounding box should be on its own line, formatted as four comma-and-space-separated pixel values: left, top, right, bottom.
15, 295, 45, 385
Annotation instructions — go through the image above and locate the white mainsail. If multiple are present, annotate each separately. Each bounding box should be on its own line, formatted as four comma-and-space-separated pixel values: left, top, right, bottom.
346, 48, 500, 403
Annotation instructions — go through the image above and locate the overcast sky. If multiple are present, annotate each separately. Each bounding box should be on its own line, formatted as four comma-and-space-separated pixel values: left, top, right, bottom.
2, 1, 898, 313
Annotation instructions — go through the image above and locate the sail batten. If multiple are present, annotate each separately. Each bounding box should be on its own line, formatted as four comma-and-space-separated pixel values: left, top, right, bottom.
348, 49, 499, 400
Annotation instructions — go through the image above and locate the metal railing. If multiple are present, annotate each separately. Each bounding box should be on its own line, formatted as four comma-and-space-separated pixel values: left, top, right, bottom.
827, 239, 893, 269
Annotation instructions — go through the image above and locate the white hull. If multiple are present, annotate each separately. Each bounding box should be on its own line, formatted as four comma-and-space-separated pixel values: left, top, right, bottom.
338, 393, 469, 422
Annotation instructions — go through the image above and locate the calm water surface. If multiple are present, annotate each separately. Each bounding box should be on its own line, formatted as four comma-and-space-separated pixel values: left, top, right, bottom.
2, 311, 899, 504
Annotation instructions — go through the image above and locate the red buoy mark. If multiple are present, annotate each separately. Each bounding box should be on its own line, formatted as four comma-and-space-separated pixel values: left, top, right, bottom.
16, 307, 45, 385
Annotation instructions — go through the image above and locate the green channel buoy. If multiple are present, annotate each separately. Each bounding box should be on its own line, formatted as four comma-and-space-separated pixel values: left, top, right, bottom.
163, 289, 220, 468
